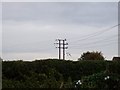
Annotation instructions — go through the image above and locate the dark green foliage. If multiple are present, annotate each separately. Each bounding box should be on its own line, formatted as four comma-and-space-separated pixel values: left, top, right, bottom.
78, 51, 105, 61
81, 72, 120, 89
2, 59, 120, 88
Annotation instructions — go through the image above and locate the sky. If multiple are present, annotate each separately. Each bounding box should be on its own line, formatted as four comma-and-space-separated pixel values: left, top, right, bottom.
1, 1, 119, 61
0, 2, 2, 59
118, 2, 120, 57
1, 0, 119, 2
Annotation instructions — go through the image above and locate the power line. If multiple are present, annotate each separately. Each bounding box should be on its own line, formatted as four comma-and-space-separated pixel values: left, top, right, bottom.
70, 34, 118, 47
53, 24, 119, 60
68, 24, 119, 43
71, 40, 117, 49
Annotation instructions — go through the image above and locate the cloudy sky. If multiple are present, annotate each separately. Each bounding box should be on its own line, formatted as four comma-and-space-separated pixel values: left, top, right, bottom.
2, 2, 119, 61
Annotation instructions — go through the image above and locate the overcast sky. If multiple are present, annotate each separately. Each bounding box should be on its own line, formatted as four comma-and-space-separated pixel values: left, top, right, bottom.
2, 2, 118, 61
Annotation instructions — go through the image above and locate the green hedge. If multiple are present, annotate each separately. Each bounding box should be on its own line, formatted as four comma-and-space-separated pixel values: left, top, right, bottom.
2, 59, 120, 88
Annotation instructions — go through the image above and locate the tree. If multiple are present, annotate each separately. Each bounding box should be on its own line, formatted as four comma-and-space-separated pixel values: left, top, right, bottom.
78, 51, 105, 61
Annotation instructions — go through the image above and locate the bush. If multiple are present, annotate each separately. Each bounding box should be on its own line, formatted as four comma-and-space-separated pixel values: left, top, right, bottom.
78, 51, 105, 61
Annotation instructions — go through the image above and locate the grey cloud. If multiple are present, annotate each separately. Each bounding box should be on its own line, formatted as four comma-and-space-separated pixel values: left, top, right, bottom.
2, 2, 117, 27
2, 2, 118, 60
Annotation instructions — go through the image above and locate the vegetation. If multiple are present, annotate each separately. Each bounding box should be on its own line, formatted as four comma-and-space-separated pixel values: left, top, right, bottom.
78, 51, 105, 61
2, 59, 120, 88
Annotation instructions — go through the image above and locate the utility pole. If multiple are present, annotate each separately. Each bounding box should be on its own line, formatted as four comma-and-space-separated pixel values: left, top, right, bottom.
58, 39, 61, 60
63, 40, 65, 60
55, 39, 62, 60
55, 39, 68, 60
62, 39, 68, 60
